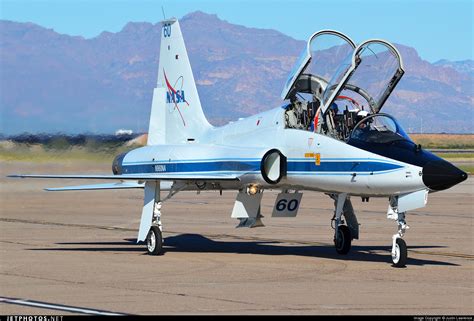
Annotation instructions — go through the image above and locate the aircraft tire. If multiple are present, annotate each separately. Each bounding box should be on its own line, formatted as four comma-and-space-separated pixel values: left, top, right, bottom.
392, 238, 407, 268
146, 226, 163, 255
334, 225, 351, 254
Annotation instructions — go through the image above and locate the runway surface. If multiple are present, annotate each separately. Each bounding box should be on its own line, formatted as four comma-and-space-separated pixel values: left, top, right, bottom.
1, 162, 473, 315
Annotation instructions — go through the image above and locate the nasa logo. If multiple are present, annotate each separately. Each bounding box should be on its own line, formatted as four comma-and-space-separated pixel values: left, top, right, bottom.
163, 70, 190, 127
166, 90, 186, 104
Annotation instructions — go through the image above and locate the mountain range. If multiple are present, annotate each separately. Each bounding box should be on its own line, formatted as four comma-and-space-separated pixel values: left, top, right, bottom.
1, 11, 473, 134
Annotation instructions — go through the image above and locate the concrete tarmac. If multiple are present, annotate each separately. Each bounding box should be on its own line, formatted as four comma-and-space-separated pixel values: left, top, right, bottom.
1, 162, 473, 315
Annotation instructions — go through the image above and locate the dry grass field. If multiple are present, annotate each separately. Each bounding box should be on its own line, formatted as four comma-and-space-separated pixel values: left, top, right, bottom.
410, 134, 474, 149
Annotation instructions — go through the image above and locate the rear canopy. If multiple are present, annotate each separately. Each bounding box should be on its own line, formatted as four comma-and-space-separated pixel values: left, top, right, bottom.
281, 30, 356, 101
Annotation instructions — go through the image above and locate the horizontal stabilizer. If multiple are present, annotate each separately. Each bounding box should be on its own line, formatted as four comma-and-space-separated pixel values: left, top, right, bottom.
45, 181, 145, 191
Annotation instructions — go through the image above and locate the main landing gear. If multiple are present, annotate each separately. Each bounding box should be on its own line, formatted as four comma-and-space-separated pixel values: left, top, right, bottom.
146, 201, 164, 255
147, 225, 163, 255
139, 181, 186, 256
334, 225, 351, 254
330, 193, 359, 255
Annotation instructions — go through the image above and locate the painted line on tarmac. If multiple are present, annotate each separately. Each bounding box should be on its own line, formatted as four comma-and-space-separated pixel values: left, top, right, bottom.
0, 296, 127, 315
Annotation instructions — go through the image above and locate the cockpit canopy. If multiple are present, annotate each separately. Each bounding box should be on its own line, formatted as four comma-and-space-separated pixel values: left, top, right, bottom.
322, 40, 405, 115
282, 30, 406, 142
281, 30, 356, 102
283, 31, 404, 114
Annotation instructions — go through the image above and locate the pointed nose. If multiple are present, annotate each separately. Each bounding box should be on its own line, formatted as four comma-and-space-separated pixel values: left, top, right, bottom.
423, 160, 468, 191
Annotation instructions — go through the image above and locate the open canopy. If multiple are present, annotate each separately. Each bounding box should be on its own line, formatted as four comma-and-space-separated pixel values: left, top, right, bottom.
281, 30, 356, 101
282, 31, 405, 116
321, 39, 405, 114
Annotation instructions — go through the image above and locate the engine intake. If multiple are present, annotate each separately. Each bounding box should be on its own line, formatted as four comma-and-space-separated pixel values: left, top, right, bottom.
260, 149, 287, 184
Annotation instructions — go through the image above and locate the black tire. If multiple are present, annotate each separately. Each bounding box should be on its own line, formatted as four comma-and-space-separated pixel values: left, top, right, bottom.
334, 225, 351, 254
392, 238, 407, 267
146, 226, 163, 255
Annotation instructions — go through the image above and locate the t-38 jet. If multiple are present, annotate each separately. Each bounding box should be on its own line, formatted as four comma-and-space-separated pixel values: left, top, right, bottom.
10, 18, 467, 267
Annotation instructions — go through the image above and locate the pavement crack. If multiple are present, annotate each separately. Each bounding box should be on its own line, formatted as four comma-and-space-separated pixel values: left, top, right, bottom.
0, 272, 86, 285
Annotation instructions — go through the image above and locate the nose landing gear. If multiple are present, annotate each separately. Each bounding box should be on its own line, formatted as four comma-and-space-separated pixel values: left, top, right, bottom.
388, 197, 409, 267
392, 238, 407, 267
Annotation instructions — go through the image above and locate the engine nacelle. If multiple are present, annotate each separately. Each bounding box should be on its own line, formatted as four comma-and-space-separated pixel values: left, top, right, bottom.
260, 149, 287, 184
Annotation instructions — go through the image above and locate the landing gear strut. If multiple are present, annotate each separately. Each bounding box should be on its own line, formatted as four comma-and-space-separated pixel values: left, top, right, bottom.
388, 196, 409, 267
139, 181, 186, 256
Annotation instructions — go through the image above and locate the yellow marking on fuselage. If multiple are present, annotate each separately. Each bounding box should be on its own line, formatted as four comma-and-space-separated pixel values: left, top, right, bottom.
305, 152, 321, 165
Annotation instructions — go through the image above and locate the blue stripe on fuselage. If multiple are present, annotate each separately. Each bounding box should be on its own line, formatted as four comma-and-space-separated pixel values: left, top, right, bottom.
121, 160, 403, 174
287, 161, 401, 172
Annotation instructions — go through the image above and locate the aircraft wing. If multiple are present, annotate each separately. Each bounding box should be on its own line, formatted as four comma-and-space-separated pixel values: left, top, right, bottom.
8, 173, 241, 181
9, 173, 240, 192
44, 181, 145, 191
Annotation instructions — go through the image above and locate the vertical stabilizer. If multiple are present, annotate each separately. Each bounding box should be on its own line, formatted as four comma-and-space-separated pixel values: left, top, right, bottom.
148, 18, 211, 145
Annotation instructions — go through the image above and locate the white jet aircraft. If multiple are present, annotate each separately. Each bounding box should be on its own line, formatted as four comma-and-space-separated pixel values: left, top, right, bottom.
10, 18, 467, 267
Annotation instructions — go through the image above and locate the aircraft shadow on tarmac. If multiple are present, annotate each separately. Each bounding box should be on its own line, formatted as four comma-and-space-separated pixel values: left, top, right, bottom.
29, 233, 459, 267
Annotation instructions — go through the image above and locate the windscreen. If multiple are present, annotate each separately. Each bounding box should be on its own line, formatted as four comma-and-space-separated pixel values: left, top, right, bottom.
350, 114, 412, 144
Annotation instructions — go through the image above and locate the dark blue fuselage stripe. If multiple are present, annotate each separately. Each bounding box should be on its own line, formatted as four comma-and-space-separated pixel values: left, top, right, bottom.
121, 161, 403, 174
288, 161, 400, 172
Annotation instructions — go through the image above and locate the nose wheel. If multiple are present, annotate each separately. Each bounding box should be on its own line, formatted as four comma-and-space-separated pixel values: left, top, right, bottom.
388, 197, 409, 267
392, 238, 407, 267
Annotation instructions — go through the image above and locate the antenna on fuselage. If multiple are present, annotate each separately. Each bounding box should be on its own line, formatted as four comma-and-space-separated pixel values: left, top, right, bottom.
161, 6, 167, 20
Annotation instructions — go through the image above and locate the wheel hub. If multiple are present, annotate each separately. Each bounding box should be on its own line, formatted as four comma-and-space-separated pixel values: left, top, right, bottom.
392, 244, 400, 263
147, 230, 156, 252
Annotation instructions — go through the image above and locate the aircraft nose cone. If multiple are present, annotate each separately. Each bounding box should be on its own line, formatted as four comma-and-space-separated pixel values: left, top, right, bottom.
423, 160, 468, 191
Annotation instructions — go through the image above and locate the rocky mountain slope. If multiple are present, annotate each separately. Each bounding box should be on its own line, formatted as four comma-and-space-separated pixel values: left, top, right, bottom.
1, 11, 472, 133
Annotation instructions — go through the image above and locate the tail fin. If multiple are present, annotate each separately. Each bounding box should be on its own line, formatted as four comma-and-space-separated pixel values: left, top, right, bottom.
147, 18, 211, 145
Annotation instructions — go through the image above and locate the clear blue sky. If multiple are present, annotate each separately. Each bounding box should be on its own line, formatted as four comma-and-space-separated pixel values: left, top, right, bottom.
1, 0, 472, 62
